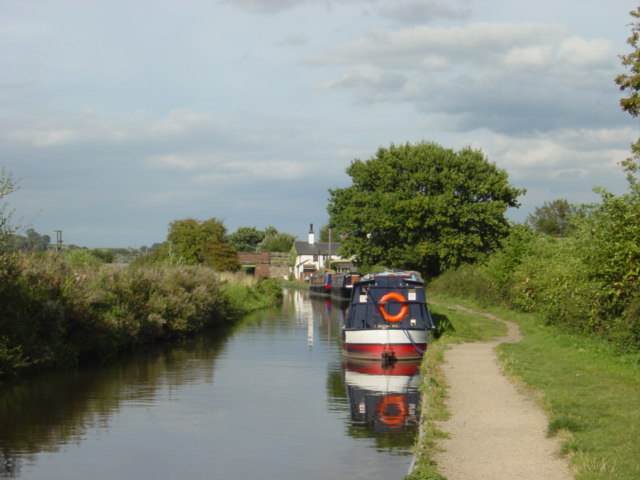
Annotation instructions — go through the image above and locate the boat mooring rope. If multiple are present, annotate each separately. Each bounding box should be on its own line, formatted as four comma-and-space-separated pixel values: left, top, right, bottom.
402, 328, 426, 355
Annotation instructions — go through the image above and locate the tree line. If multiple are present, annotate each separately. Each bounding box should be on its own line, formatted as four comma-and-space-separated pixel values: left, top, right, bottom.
132, 220, 296, 270
5, 221, 297, 271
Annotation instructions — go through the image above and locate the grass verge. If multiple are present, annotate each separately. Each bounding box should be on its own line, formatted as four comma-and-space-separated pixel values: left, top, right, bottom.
496, 308, 640, 480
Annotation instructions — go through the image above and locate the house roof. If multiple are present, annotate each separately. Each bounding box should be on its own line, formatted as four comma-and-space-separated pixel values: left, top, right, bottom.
294, 240, 342, 256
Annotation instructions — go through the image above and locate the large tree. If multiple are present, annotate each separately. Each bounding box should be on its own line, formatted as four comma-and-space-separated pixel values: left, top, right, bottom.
258, 226, 296, 252
10, 228, 51, 251
227, 226, 265, 252
525, 199, 577, 237
167, 218, 239, 271
327, 141, 524, 277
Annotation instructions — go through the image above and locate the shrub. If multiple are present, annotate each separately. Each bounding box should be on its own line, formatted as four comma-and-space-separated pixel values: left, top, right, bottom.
429, 263, 499, 306
0, 253, 282, 378
64, 249, 106, 267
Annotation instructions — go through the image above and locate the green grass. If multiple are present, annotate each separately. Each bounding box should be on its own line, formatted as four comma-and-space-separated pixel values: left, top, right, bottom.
429, 295, 507, 342
496, 308, 640, 480
409, 294, 640, 480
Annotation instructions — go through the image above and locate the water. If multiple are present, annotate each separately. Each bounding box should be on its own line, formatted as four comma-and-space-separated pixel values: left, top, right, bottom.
0, 289, 421, 479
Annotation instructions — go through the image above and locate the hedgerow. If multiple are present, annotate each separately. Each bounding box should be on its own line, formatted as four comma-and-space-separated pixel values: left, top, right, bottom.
430, 190, 640, 353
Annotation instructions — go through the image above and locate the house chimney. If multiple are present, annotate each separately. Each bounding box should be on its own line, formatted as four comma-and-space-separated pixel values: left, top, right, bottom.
308, 223, 315, 245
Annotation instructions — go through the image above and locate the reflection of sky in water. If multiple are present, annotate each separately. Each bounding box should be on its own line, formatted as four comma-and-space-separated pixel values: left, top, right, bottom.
1, 289, 418, 480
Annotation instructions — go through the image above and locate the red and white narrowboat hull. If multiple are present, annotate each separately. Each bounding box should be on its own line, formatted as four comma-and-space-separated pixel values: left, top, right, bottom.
343, 328, 428, 361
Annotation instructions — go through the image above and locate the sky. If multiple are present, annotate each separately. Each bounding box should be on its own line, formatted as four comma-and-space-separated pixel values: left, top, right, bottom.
1, 0, 638, 248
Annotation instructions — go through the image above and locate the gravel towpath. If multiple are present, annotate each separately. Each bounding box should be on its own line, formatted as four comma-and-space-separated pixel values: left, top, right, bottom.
433, 306, 573, 480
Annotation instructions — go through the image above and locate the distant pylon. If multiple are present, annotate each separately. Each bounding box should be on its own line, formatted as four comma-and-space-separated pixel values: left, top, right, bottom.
54, 230, 63, 252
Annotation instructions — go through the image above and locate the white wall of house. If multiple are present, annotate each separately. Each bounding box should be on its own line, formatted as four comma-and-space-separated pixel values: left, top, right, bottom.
293, 224, 345, 280
294, 253, 342, 280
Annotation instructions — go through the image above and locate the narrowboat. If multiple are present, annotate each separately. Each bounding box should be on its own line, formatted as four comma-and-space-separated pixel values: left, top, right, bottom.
309, 271, 333, 296
330, 273, 360, 299
342, 271, 436, 362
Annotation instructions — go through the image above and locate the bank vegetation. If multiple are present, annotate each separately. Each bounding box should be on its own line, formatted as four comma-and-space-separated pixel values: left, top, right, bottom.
0, 251, 282, 379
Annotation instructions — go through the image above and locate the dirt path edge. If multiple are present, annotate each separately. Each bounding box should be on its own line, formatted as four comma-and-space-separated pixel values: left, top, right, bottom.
430, 305, 573, 480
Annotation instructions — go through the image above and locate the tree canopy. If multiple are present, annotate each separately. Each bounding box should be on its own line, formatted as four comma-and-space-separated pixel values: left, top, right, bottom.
327, 141, 524, 277
227, 226, 295, 253
165, 218, 240, 271
615, 7, 640, 190
525, 199, 578, 237
9, 228, 51, 251
227, 226, 265, 252
258, 226, 296, 252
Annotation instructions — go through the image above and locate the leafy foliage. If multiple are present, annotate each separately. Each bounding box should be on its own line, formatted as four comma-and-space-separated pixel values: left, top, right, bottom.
161, 218, 240, 271
63, 249, 109, 267
9, 228, 51, 251
432, 195, 640, 351
525, 198, 578, 236
615, 7, 640, 189
575, 191, 640, 347
328, 141, 524, 277
258, 226, 296, 252
227, 225, 295, 253
227, 226, 265, 252
0, 253, 282, 378
0, 167, 16, 244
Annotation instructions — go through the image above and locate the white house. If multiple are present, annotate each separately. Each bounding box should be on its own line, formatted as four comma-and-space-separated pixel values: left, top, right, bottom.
293, 224, 352, 281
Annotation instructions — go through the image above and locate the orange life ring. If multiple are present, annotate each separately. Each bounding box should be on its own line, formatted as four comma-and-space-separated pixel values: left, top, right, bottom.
378, 395, 407, 426
378, 292, 408, 322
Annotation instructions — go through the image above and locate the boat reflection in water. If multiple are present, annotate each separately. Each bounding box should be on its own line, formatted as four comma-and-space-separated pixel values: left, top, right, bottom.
343, 358, 421, 433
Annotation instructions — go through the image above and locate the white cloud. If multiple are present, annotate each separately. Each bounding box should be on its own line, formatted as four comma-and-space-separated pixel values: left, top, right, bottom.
318, 66, 407, 98
501, 45, 555, 68
147, 154, 202, 171
309, 20, 623, 135
6, 129, 80, 147
484, 127, 632, 180
309, 23, 567, 68
557, 36, 614, 68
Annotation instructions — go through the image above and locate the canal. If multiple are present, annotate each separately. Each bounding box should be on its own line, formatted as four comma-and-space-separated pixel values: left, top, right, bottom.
0, 288, 422, 479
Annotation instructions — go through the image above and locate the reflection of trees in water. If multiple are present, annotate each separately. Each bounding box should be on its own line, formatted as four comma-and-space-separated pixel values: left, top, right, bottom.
0, 332, 230, 478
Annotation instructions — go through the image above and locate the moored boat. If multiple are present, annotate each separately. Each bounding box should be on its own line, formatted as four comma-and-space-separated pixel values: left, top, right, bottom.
342, 271, 436, 361
309, 271, 333, 296
330, 273, 360, 299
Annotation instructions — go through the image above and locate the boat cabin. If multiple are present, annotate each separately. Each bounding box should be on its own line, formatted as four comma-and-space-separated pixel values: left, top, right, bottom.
346, 272, 435, 330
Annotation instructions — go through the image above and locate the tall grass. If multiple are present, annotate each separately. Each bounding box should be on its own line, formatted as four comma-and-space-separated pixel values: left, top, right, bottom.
0, 252, 282, 378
